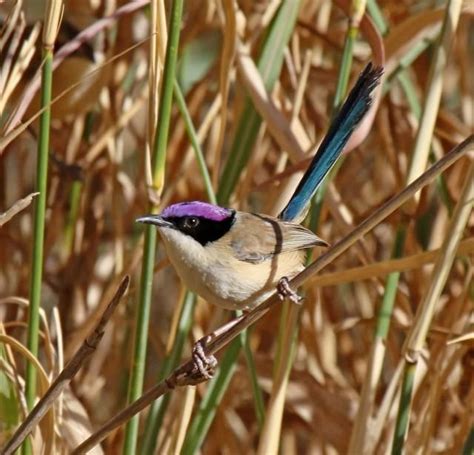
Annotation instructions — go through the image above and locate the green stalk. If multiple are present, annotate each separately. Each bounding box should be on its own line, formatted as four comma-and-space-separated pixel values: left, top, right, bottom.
183, 76, 267, 426
393, 161, 473, 455
23, 5, 62, 453
354, 1, 462, 449
122, 227, 156, 454
122, 0, 184, 452
25, 52, 53, 412
348, 226, 407, 453
368, 0, 423, 117
462, 427, 474, 455
63, 180, 82, 256
396, 72, 421, 119
332, 25, 356, 112
139, 81, 217, 452
238, 315, 265, 429
141, 79, 266, 450
181, 339, 241, 455
367, 0, 388, 34
173, 80, 216, 204
140, 292, 196, 454
309, 9, 359, 222
349, 3, 457, 452
391, 361, 416, 454
22, 1, 63, 444
375, 226, 407, 338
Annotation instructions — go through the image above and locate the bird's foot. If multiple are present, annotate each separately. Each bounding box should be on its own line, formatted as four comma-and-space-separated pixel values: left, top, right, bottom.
277, 277, 302, 304
192, 337, 218, 379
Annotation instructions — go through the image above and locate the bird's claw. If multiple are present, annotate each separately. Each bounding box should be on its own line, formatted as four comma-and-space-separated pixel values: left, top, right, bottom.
277, 277, 302, 304
192, 338, 217, 379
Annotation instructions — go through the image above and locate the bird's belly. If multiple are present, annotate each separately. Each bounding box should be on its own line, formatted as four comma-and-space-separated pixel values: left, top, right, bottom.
164, 239, 304, 310
168, 255, 259, 310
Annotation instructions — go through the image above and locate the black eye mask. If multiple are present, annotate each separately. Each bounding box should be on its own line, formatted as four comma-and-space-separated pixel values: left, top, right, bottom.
166, 213, 236, 246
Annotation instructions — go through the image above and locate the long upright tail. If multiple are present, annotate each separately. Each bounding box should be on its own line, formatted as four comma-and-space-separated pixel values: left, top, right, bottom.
279, 63, 383, 222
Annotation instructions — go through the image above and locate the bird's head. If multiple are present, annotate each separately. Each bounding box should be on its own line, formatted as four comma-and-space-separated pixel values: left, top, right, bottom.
136, 201, 236, 247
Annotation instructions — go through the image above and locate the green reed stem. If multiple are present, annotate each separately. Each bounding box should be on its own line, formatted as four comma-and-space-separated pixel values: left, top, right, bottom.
25, 52, 53, 412
122, 0, 184, 452
174, 80, 216, 204
391, 361, 416, 454
332, 25, 356, 112
63, 180, 82, 256
23, 44, 54, 455
239, 315, 266, 430
181, 339, 242, 455
140, 292, 196, 454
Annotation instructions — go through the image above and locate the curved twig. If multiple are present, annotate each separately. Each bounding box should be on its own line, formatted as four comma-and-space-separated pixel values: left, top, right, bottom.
72, 135, 473, 454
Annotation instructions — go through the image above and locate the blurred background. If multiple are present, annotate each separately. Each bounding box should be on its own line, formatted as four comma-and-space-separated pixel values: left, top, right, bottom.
0, 0, 473, 453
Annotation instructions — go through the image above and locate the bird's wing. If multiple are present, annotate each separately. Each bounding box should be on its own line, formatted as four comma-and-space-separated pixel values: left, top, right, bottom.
230, 213, 327, 264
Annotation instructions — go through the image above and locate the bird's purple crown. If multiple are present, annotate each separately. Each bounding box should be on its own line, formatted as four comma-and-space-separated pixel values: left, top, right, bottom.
162, 201, 234, 222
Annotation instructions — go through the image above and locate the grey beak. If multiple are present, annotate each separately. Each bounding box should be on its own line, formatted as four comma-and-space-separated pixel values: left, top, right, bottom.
136, 215, 173, 228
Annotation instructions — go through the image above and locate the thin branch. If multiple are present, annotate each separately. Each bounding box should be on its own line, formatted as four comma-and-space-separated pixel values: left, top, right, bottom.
72, 135, 473, 454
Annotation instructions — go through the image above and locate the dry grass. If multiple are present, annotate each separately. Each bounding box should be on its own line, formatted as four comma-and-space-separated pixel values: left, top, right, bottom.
1, 1, 473, 454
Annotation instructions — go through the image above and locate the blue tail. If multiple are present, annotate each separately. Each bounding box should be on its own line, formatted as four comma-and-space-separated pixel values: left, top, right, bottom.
279, 63, 383, 222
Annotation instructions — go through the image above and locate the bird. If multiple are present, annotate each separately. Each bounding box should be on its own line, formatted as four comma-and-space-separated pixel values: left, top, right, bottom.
137, 63, 382, 313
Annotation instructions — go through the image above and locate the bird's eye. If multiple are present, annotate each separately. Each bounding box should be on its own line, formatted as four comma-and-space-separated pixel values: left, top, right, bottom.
183, 217, 199, 229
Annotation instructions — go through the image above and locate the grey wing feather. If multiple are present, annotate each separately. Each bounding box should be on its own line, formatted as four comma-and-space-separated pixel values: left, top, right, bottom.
230, 213, 327, 264
280, 222, 328, 251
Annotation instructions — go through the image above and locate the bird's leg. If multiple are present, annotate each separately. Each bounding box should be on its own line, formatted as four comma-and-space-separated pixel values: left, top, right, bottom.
192, 315, 245, 379
192, 339, 217, 379
277, 277, 302, 304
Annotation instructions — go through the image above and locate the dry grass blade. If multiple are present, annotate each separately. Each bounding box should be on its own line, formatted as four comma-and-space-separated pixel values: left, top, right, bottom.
0, 334, 53, 454
310, 237, 474, 286
0, 192, 39, 227
236, 48, 306, 163
168, 387, 196, 454
447, 332, 474, 345
1, 276, 129, 455
405, 0, 463, 188
0, 37, 150, 152
384, 6, 474, 76
213, 0, 237, 187
0, 0, 22, 50
0, 23, 40, 114
2, 0, 151, 135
